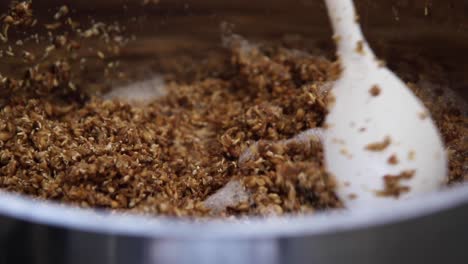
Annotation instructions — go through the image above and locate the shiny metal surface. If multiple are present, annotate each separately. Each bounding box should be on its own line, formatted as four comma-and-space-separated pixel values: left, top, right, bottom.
0, 183, 468, 264
0, 1, 467, 263
1, 201, 468, 264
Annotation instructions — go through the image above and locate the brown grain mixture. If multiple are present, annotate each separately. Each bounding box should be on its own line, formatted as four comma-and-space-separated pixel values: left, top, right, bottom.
369, 85, 381, 97
0, 2, 466, 218
376, 170, 415, 198
365, 136, 392, 152
387, 154, 399, 165
0, 1, 35, 42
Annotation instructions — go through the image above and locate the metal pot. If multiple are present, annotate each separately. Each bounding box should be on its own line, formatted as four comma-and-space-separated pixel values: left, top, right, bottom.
0, 1, 467, 263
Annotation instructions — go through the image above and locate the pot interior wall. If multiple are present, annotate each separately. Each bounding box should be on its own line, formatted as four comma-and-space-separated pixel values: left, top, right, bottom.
2, 0, 463, 98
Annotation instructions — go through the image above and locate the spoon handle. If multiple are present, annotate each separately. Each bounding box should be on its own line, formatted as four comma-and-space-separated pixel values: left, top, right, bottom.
324, 0, 375, 65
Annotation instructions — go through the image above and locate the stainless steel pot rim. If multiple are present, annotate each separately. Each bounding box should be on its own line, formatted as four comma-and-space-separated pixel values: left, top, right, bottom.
0, 183, 467, 239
